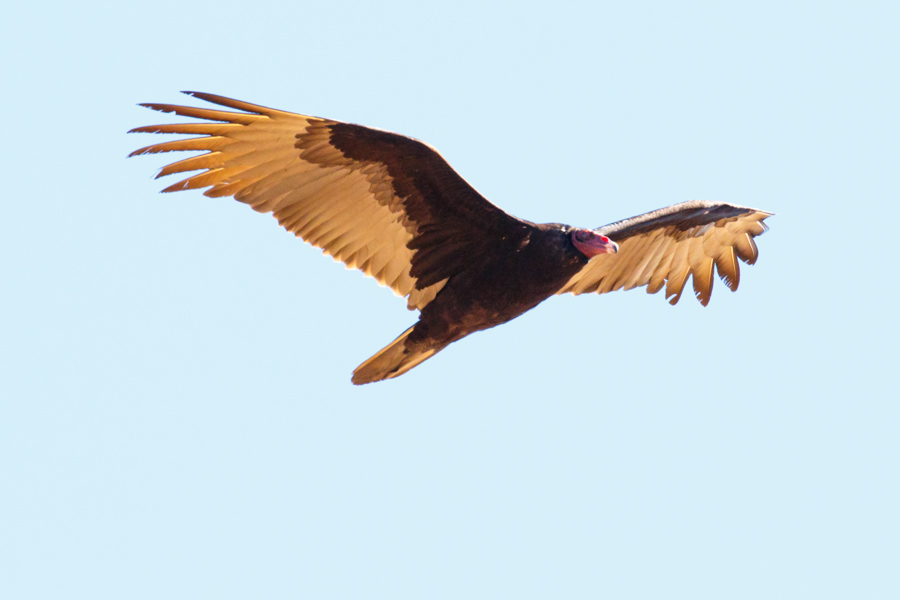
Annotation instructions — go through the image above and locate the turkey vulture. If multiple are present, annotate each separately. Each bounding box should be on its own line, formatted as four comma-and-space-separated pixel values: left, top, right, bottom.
130, 92, 771, 384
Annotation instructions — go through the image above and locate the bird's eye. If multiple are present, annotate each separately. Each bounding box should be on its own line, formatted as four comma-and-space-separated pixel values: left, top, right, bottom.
574, 230, 592, 242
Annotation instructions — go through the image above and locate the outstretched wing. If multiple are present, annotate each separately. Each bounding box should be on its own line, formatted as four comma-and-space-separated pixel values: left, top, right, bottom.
130, 92, 532, 310
557, 201, 771, 306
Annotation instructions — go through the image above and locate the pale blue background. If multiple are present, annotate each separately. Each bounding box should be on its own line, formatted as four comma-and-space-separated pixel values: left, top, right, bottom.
2, 1, 898, 598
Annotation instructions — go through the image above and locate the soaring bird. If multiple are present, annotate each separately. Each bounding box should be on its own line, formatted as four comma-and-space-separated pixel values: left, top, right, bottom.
130, 92, 771, 384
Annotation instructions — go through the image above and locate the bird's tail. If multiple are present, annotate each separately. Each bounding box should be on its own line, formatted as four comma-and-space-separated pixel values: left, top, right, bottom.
351, 326, 441, 385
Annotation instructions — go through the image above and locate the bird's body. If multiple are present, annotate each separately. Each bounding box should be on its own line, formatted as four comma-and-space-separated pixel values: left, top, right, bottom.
359, 223, 589, 383
130, 92, 771, 384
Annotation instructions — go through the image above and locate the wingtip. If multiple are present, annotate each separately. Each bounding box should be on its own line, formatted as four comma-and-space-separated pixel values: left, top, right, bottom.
181, 91, 223, 104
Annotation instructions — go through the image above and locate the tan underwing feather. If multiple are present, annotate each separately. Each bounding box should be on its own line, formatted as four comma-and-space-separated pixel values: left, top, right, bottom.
605, 234, 653, 292
156, 153, 226, 178
138, 103, 262, 125
734, 232, 759, 264
131, 136, 234, 155
647, 236, 678, 295
129, 123, 243, 136
205, 178, 260, 198
715, 245, 740, 292
691, 255, 715, 306
627, 234, 672, 290
665, 240, 692, 304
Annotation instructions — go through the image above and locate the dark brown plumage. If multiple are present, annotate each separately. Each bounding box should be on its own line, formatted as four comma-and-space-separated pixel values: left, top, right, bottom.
130, 92, 772, 384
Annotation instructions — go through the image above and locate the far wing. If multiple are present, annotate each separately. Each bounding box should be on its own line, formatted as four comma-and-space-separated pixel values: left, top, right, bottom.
557, 201, 771, 306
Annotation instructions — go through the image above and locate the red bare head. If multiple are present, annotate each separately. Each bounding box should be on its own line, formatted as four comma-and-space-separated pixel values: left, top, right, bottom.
571, 228, 618, 258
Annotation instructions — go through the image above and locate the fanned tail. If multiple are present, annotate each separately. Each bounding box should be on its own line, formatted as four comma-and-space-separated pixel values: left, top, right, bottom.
352, 326, 441, 385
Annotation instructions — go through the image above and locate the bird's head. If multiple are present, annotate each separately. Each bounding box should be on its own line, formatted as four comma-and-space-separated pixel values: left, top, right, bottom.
570, 228, 618, 258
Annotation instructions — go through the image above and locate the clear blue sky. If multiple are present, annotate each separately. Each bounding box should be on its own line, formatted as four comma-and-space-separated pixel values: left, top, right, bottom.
2, 2, 898, 598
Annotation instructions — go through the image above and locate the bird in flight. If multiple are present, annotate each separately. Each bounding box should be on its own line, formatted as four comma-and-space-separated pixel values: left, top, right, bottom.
130, 92, 771, 384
